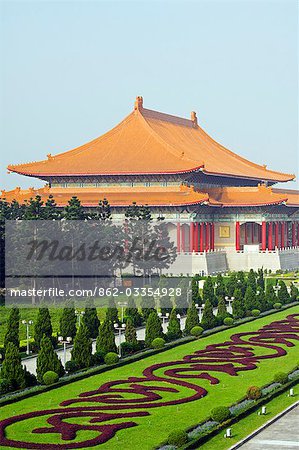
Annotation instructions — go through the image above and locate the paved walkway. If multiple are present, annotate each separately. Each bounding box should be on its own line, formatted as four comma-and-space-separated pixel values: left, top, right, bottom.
21, 316, 187, 375
238, 404, 299, 449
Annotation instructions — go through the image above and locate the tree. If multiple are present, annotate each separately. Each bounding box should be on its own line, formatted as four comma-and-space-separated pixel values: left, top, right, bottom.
4, 307, 20, 352
105, 298, 119, 324
215, 274, 226, 299
265, 283, 277, 307
95, 198, 112, 221
167, 309, 182, 340
290, 283, 299, 301
159, 277, 173, 315
43, 195, 60, 220
0, 198, 11, 291
236, 271, 247, 296
125, 296, 143, 327
71, 323, 92, 369
125, 318, 137, 345
201, 299, 217, 330
125, 203, 154, 277
203, 277, 217, 306
34, 307, 53, 349
278, 281, 290, 305
244, 286, 258, 313
232, 288, 245, 319
153, 220, 177, 275
191, 277, 202, 304
36, 335, 64, 383
145, 311, 163, 347
23, 195, 44, 220
83, 299, 100, 339
63, 196, 86, 220
247, 269, 257, 292
256, 289, 270, 312
257, 269, 265, 291
1, 342, 25, 389
141, 294, 155, 322
59, 300, 77, 339
96, 319, 117, 354
216, 297, 229, 323
226, 273, 237, 297
191, 277, 200, 303
184, 303, 200, 335
174, 278, 189, 315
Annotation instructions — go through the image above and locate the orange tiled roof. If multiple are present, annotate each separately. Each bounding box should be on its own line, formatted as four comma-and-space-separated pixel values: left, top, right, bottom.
207, 184, 290, 207
272, 188, 299, 207
0, 184, 209, 207
7, 97, 294, 183
1, 184, 298, 208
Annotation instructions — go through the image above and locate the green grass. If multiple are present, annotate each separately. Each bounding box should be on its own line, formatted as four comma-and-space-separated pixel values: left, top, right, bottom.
0, 306, 111, 346
0, 306, 298, 449
0, 293, 141, 346
198, 382, 299, 449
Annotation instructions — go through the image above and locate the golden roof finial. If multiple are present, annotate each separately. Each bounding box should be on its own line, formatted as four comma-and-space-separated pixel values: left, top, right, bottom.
191, 111, 198, 127
134, 96, 143, 111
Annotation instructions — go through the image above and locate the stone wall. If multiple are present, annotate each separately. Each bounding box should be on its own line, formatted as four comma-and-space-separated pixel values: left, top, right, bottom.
165, 247, 298, 275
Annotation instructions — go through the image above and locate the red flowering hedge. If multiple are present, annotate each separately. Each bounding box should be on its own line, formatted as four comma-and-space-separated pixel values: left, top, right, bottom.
0, 314, 298, 449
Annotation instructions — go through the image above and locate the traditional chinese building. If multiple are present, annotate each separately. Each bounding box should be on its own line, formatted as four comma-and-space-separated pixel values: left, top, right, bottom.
2, 97, 299, 273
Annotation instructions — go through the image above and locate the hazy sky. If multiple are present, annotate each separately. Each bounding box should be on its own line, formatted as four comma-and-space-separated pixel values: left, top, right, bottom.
1, 0, 298, 191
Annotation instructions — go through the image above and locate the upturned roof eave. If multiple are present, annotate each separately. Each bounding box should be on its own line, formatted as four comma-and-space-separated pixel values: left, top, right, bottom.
7, 165, 205, 177
7, 165, 294, 183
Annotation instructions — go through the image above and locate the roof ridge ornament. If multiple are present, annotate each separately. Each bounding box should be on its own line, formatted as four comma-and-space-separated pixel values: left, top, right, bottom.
258, 182, 270, 192
191, 111, 198, 127
134, 96, 143, 111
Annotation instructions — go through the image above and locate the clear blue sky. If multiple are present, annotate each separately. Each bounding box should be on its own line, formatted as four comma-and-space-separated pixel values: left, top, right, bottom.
1, 0, 298, 190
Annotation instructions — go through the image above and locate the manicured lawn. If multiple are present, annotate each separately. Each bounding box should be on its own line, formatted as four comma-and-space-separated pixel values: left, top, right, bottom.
0, 305, 117, 346
0, 307, 298, 450
198, 382, 299, 449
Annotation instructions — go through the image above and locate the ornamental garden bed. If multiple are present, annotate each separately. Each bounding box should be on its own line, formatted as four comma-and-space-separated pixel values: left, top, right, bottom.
1, 301, 297, 409
158, 373, 299, 449
0, 306, 298, 450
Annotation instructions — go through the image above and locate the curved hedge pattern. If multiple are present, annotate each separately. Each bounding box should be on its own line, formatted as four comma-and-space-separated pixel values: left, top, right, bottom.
0, 314, 298, 449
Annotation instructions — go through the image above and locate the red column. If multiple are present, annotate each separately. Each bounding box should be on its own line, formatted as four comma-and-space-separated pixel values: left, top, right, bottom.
210, 223, 215, 250
181, 226, 185, 252
268, 222, 273, 250
235, 221, 240, 251
244, 223, 248, 245
286, 222, 289, 247
205, 222, 210, 251
189, 223, 194, 253
292, 223, 296, 247
297, 223, 299, 247
281, 222, 285, 248
199, 223, 204, 252
251, 222, 255, 243
261, 221, 267, 251
194, 223, 199, 252
258, 224, 262, 243
176, 223, 181, 253
275, 222, 279, 248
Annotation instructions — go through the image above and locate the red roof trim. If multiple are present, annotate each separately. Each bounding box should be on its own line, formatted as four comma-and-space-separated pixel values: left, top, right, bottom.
8, 165, 205, 177
54, 197, 209, 208
210, 198, 288, 207
202, 169, 294, 183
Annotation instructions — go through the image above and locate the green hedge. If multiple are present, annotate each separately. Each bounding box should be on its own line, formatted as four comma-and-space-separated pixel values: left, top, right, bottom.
43, 371, 59, 385
180, 377, 299, 449
0, 302, 297, 409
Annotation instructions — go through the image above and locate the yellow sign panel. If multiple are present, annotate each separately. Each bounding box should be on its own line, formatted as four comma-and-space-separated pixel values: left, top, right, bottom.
219, 226, 230, 238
